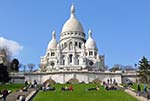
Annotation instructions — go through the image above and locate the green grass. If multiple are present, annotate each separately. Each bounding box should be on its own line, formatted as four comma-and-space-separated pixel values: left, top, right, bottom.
0, 83, 25, 92
121, 83, 147, 91
33, 84, 137, 101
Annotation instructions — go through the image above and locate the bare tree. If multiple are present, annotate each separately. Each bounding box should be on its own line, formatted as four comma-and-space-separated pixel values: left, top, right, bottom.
104, 65, 109, 70
0, 47, 11, 65
123, 65, 134, 71
27, 64, 35, 72
109, 64, 123, 72
23, 65, 26, 72
0, 47, 13, 72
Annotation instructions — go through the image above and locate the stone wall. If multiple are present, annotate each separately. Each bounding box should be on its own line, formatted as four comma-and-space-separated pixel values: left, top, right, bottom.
9, 71, 139, 84
24, 71, 122, 84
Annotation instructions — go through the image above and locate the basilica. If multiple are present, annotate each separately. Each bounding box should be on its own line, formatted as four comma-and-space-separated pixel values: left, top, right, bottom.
24, 4, 137, 84
40, 4, 105, 72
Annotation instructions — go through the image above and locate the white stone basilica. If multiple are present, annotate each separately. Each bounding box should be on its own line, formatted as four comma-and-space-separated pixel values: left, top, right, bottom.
40, 4, 105, 72
22, 4, 138, 84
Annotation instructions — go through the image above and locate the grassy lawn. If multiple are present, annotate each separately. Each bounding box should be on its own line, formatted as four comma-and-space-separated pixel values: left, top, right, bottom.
0, 83, 25, 92
33, 84, 137, 101
122, 83, 147, 91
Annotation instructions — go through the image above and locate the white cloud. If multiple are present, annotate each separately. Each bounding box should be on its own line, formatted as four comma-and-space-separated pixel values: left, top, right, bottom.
0, 37, 23, 55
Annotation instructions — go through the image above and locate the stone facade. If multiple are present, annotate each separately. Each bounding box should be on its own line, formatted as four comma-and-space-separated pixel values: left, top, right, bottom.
24, 71, 139, 84
40, 4, 105, 72
25, 71, 122, 84
23, 5, 139, 84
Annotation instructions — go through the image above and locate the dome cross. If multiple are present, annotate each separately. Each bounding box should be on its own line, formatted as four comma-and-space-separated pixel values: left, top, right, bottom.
70, 4, 75, 17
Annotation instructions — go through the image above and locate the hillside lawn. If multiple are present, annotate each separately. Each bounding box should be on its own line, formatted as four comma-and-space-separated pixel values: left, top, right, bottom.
0, 83, 25, 92
122, 83, 148, 91
33, 84, 137, 101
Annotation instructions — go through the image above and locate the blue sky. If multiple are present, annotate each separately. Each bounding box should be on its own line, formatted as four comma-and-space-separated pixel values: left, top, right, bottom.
0, 0, 150, 69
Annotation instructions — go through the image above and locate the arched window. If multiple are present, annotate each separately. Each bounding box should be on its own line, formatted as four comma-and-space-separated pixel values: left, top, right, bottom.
77, 59, 79, 65
64, 43, 67, 47
89, 51, 93, 56
77, 55, 79, 65
62, 55, 65, 65
75, 41, 77, 46
47, 53, 49, 56
79, 42, 81, 48
69, 54, 73, 63
50, 62, 55, 68
63, 59, 65, 65
62, 44, 63, 48
51, 52, 55, 56
94, 52, 97, 56
69, 42, 73, 50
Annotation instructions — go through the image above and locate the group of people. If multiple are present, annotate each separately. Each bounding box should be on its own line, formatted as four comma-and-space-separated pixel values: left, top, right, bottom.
61, 85, 73, 91
107, 78, 117, 85
102, 79, 117, 91
41, 83, 55, 91
137, 83, 150, 100
24, 80, 37, 89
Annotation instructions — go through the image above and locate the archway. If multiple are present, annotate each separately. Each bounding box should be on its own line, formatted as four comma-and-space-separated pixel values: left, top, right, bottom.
67, 78, 79, 84
44, 78, 56, 84
92, 78, 102, 84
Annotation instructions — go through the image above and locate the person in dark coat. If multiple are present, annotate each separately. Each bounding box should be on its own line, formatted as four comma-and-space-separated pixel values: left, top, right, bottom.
2, 89, 8, 101
137, 84, 141, 96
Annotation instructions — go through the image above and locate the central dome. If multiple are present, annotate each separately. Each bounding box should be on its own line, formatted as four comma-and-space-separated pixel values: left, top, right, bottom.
61, 4, 84, 33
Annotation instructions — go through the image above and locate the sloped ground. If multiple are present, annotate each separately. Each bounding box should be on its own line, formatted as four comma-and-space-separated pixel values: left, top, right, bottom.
0, 89, 34, 101
33, 84, 137, 101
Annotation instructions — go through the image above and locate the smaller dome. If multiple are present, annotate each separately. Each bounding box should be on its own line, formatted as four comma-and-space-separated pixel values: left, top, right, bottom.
48, 31, 57, 49
85, 29, 97, 49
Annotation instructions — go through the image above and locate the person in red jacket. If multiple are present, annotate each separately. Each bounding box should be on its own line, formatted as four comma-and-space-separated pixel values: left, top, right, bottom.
69, 85, 73, 91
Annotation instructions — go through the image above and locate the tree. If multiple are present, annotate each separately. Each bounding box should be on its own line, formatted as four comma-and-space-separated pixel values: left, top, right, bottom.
0, 47, 12, 70
138, 56, 150, 83
27, 64, 35, 72
104, 65, 109, 70
123, 65, 134, 71
11, 58, 19, 72
0, 64, 10, 83
23, 65, 26, 72
109, 64, 123, 72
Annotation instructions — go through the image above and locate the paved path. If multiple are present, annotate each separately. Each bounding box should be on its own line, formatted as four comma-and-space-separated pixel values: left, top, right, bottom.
118, 85, 148, 101
0, 89, 35, 101
124, 89, 147, 101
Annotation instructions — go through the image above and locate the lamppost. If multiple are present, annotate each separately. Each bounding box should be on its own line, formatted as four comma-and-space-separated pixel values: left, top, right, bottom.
134, 64, 138, 83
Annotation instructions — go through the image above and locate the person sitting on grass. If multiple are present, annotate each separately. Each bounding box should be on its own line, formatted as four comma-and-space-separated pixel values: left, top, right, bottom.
42, 83, 46, 91
61, 86, 73, 91
61, 86, 65, 91
104, 84, 116, 90
68, 85, 73, 91
61, 86, 68, 91
65, 86, 69, 91
87, 86, 99, 91
17, 95, 25, 101
46, 86, 55, 91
